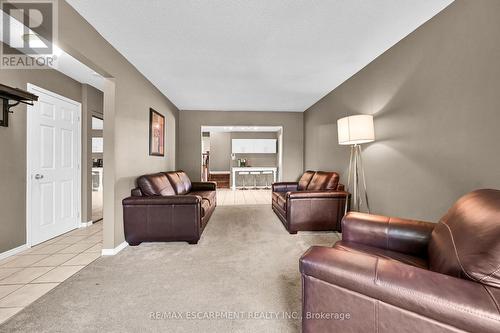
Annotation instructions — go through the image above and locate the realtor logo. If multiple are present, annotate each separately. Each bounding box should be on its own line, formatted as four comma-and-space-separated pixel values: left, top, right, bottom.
1, 0, 58, 68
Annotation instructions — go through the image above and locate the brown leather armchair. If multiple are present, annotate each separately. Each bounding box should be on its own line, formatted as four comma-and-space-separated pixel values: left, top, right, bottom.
122, 171, 216, 245
272, 170, 349, 233
300, 189, 500, 333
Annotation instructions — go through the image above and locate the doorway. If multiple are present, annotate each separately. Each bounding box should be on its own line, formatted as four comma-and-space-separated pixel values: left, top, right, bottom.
91, 115, 104, 221
200, 125, 283, 205
27, 84, 82, 246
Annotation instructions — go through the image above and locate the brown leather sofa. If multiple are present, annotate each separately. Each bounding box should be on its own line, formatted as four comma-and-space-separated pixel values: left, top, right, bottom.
122, 170, 216, 245
272, 170, 349, 233
300, 189, 500, 333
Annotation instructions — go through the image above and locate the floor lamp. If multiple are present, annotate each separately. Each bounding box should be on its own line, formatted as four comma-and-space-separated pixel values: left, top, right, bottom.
337, 115, 375, 213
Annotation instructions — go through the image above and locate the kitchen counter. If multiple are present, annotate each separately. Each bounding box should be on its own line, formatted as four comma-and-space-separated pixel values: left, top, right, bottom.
209, 170, 231, 174
232, 167, 277, 190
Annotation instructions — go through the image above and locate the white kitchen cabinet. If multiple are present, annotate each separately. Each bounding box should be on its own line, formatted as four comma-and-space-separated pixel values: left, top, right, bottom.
232, 139, 276, 153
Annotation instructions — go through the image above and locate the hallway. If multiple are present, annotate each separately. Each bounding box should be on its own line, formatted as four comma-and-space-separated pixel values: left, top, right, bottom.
217, 189, 271, 205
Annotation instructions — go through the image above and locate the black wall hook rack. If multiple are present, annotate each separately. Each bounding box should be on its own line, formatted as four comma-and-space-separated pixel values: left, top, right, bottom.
0, 83, 38, 127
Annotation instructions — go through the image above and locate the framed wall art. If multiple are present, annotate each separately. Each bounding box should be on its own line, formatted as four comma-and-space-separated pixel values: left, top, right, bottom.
149, 108, 165, 156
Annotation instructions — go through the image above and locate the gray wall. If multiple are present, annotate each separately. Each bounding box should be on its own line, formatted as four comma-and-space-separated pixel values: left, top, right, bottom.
0, 67, 83, 253
209, 132, 231, 171
304, 0, 500, 222
178, 111, 303, 182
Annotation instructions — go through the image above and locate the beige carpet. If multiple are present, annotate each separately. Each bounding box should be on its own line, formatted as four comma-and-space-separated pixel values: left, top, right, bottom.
1, 205, 339, 332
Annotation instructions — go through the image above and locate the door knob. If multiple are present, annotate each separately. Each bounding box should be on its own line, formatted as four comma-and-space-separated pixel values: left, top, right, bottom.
34, 174, 44, 180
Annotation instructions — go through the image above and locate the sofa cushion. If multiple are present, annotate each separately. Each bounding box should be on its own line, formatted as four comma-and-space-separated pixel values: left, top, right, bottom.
137, 173, 176, 196
428, 189, 500, 288
297, 170, 315, 191
190, 190, 216, 205
200, 199, 211, 217
272, 191, 281, 203
275, 192, 287, 211
334, 241, 428, 269
165, 171, 192, 195
307, 171, 339, 190
176, 171, 192, 193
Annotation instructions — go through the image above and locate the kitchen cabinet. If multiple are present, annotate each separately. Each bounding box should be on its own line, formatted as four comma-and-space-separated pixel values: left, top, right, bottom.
232, 139, 276, 154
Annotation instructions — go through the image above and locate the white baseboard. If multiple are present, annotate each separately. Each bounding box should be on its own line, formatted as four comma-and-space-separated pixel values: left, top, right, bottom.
101, 241, 128, 256
0, 244, 29, 261
79, 220, 93, 228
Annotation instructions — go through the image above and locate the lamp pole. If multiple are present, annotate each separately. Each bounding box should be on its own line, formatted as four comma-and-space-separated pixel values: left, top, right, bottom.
346, 144, 370, 213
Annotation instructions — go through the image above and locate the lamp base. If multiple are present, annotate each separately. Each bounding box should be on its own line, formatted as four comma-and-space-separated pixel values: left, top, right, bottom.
346, 144, 370, 213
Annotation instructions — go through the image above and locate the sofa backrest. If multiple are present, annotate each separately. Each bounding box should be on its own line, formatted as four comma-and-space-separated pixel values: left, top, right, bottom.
428, 189, 500, 288
306, 171, 340, 191
137, 173, 176, 196
165, 170, 192, 195
297, 171, 315, 190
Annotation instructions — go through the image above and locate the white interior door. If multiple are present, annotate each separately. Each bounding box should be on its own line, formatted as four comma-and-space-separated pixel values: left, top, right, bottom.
27, 84, 81, 246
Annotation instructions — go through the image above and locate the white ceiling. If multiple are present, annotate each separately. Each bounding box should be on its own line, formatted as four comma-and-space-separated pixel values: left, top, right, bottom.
52, 51, 104, 91
202, 126, 282, 133
0, 10, 104, 91
67, 0, 453, 112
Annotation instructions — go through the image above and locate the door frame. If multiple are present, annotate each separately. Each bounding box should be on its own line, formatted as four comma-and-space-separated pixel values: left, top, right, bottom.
199, 125, 284, 185
26, 83, 82, 248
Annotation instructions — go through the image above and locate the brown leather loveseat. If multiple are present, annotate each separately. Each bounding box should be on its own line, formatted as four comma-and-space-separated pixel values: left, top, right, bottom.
300, 189, 500, 333
272, 170, 349, 233
122, 170, 216, 245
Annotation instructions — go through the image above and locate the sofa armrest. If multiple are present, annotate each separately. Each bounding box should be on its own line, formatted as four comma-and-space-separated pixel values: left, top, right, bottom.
337, 184, 345, 191
300, 246, 500, 333
272, 182, 298, 192
122, 195, 201, 206
287, 190, 349, 200
191, 181, 217, 191
285, 191, 348, 232
342, 212, 435, 257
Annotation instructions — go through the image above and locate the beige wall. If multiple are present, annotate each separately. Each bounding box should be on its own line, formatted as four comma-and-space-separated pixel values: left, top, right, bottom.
178, 111, 303, 182
0, 1, 180, 253
304, 0, 500, 221
57, 1, 179, 249
0, 68, 82, 253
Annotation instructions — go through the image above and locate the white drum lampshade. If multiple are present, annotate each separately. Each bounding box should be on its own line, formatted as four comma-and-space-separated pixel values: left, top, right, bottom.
337, 115, 375, 145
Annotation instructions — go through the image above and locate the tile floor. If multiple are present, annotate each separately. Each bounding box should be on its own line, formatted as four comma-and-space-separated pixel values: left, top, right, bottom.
217, 189, 271, 205
0, 222, 102, 325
